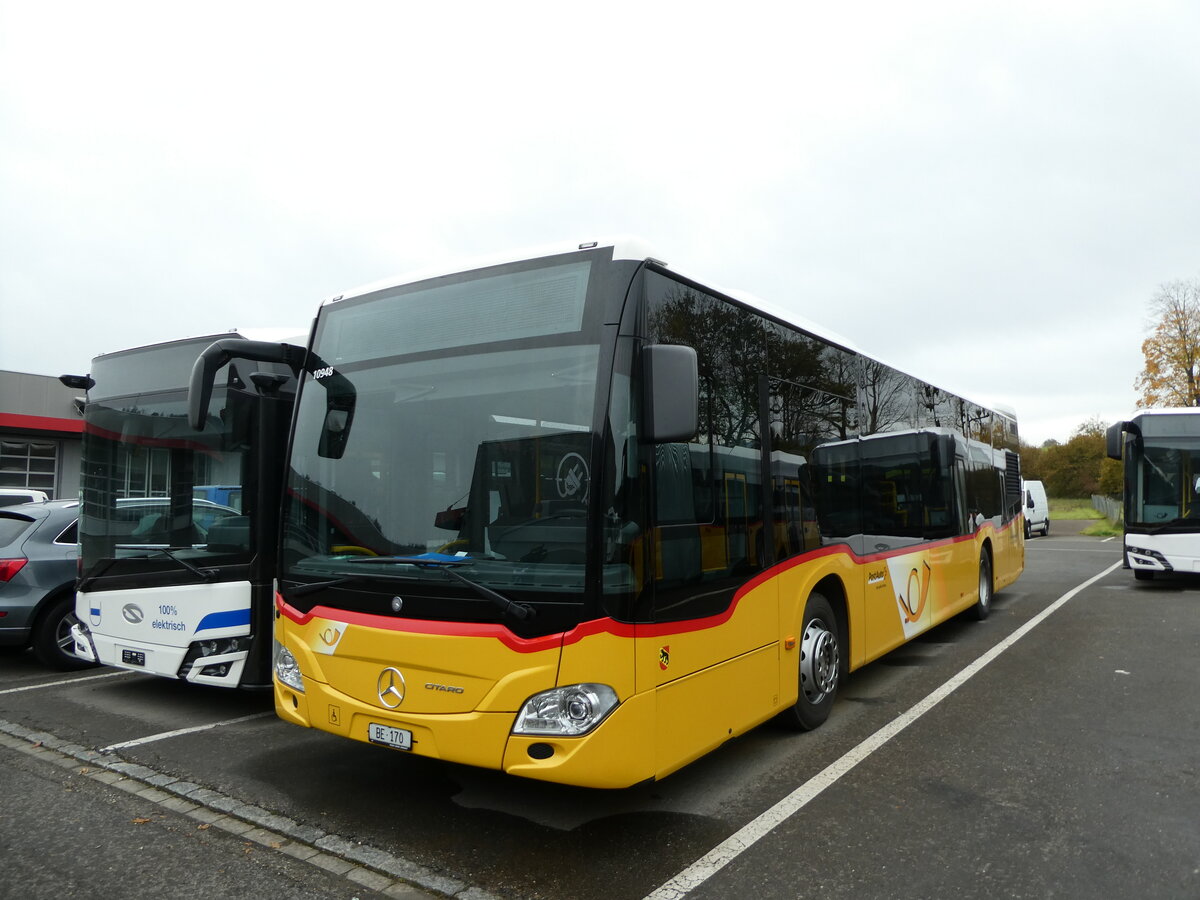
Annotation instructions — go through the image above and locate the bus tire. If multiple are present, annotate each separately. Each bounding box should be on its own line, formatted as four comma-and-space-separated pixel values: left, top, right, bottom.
970, 549, 993, 621
780, 592, 840, 731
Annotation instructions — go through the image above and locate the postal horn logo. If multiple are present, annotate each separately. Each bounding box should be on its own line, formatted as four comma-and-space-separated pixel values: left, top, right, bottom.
898, 561, 932, 623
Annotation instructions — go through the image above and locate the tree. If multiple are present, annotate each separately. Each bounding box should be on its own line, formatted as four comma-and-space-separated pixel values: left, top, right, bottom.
1135, 278, 1200, 407
1024, 417, 1113, 497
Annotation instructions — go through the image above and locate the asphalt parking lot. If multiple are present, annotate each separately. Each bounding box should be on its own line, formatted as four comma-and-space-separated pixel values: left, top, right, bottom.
2, 523, 1197, 899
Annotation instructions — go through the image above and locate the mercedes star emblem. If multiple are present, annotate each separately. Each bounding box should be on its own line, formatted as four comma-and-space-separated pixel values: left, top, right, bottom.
376, 667, 406, 709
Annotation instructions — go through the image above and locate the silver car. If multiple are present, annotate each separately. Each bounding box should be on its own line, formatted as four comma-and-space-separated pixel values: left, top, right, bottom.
0, 499, 96, 669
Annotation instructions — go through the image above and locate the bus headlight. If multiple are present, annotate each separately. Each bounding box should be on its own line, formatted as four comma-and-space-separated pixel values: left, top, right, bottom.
274, 641, 305, 693
1127, 545, 1171, 570
513, 683, 618, 736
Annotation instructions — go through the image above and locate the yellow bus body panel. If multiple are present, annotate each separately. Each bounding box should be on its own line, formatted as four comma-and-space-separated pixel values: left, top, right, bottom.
503, 691, 657, 788
274, 519, 1023, 789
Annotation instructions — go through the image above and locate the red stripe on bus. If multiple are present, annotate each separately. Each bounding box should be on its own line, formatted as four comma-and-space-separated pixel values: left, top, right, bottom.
277, 519, 1019, 652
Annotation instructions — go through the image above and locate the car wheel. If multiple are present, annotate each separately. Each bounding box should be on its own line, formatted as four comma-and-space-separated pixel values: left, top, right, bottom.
31, 592, 96, 670
779, 592, 840, 731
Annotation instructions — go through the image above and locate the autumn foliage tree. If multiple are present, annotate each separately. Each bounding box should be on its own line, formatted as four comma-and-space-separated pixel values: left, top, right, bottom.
1020, 417, 1121, 497
1135, 278, 1200, 407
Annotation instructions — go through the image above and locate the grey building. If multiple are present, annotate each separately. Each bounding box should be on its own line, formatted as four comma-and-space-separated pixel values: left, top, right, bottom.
0, 370, 85, 500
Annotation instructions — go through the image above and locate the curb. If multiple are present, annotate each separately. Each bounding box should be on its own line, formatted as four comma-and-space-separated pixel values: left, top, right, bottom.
0, 718, 499, 900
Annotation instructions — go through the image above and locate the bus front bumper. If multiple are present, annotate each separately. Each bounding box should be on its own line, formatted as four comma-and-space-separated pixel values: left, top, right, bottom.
275, 677, 656, 789
76, 622, 248, 686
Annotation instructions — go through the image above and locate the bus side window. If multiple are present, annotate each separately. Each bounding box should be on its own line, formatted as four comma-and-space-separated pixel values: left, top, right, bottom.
655, 443, 703, 585
644, 270, 767, 623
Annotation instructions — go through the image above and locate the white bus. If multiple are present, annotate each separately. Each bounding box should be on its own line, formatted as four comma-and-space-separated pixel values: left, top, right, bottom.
70, 332, 302, 686
1107, 408, 1200, 579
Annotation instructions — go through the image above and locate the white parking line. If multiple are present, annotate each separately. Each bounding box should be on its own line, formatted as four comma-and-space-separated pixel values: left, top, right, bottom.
644, 560, 1123, 900
1036, 547, 1120, 553
0, 669, 134, 696
100, 711, 275, 752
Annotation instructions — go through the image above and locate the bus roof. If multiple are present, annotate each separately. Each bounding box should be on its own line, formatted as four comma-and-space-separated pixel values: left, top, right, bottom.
1120, 408, 1200, 420
328, 238, 1014, 425
92, 328, 307, 364
329, 237, 661, 305
328, 237, 865, 354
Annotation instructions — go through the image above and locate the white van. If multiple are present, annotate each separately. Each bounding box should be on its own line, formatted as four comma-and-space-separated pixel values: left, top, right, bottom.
0, 488, 50, 508
1023, 479, 1049, 538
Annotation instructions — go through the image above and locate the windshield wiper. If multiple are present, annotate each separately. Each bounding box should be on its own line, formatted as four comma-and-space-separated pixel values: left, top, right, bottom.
1144, 517, 1200, 534
150, 548, 219, 583
345, 556, 535, 621
77, 558, 119, 593
77, 548, 217, 592
282, 576, 364, 599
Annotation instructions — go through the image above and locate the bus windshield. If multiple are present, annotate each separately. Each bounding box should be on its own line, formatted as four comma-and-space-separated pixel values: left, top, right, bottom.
80, 341, 266, 587
1130, 435, 1200, 529
280, 257, 605, 626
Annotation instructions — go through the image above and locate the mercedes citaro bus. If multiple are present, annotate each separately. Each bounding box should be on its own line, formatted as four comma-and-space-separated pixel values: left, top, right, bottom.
190, 239, 1024, 787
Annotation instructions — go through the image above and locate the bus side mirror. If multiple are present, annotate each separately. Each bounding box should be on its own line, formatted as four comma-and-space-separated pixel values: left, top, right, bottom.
317, 401, 354, 459
1106, 422, 1128, 460
314, 366, 357, 460
643, 344, 698, 444
189, 339, 307, 431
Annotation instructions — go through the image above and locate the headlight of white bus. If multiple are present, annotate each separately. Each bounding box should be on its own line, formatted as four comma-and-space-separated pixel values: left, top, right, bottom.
274, 640, 305, 693
513, 684, 618, 736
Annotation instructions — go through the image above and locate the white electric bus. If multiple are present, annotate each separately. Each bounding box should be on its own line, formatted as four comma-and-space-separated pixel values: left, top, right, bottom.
70, 332, 301, 686
1107, 408, 1200, 579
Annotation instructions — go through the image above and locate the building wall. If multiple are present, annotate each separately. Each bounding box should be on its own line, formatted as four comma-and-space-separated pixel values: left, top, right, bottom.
0, 370, 85, 500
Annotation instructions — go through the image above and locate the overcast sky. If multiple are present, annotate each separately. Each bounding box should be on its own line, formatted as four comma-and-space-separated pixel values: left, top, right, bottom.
2, 2, 1197, 446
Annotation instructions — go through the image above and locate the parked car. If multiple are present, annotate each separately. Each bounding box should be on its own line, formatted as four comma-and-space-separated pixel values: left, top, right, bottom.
0, 496, 243, 670
111, 496, 242, 543
1023, 479, 1050, 538
0, 499, 95, 669
0, 488, 51, 508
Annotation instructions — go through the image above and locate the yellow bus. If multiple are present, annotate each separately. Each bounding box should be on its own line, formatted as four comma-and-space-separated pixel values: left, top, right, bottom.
195, 239, 1024, 788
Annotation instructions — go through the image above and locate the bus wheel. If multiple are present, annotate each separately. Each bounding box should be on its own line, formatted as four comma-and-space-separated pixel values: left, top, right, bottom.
970, 550, 993, 620
781, 592, 840, 731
